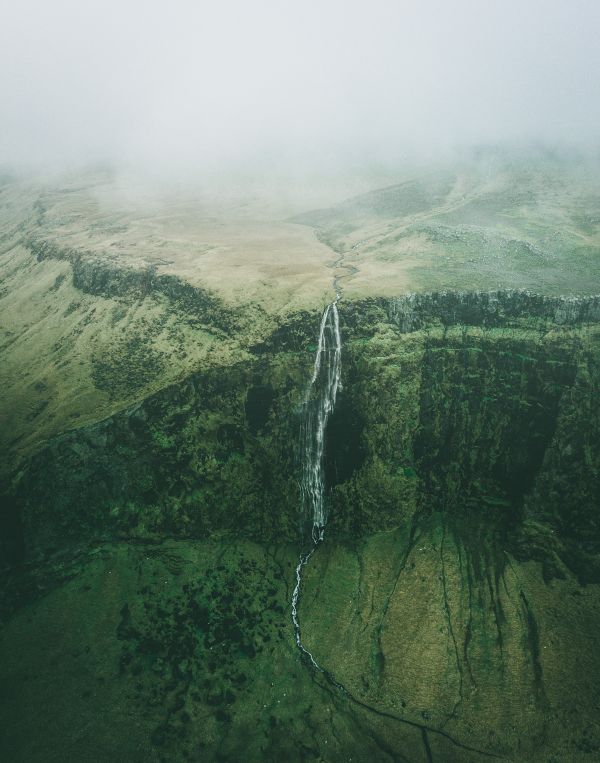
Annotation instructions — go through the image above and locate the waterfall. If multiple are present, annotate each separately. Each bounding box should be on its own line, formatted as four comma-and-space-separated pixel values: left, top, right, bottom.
291, 301, 341, 668
301, 302, 342, 541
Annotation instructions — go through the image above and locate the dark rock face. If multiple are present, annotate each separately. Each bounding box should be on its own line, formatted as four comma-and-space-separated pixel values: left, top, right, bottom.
386, 290, 600, 332
324, 391, 366, 488
414, 335, 577, 520
27, 236, 242, 334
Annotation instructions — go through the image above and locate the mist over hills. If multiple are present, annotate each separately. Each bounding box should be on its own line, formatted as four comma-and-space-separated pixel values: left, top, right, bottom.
2, 0, 599, 176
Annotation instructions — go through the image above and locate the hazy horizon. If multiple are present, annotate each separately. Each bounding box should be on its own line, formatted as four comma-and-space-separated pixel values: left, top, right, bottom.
1, 1, 599, 178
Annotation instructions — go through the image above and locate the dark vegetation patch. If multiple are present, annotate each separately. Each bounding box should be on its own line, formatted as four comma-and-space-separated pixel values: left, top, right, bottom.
0, 543, 112, 624
249, 308, 323, 353
91, 334, 168, 399
245, 384, 275, 434
117, 547, 287, 754
49, 272, 66, 291
25, 399, 49, 421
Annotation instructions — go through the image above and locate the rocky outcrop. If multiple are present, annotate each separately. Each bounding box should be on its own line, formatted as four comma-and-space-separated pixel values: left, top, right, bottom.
27, 236, 242, 334
385, 290, 600, 332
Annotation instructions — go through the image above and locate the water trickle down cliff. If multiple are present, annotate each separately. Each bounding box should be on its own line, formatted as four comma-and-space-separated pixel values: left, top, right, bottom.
291, 301, 341, 669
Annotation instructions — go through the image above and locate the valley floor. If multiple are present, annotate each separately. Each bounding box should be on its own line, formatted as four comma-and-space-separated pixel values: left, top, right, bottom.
2, 528, 600, 762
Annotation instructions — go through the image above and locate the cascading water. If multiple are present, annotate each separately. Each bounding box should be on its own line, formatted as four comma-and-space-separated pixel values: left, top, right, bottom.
301, 302, 342, 541
291, 301, 341, 670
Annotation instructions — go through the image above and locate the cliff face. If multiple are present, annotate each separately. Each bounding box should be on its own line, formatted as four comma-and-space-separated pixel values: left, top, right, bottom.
10, 292, 600, 576
2, 292, 600, 762
28, 236, 243, 335
386, 290, 600, 330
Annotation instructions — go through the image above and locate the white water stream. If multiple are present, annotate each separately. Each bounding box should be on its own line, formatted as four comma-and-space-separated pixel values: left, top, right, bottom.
291, 301, 341, 668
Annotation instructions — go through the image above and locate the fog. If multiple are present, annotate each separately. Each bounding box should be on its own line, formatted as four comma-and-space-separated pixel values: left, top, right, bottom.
1, 0, 599, 176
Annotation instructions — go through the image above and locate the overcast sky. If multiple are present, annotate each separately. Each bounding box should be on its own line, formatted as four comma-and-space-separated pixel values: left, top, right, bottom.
1, 0, 599, 174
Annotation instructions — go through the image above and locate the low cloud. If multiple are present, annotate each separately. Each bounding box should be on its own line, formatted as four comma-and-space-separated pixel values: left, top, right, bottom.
1, 0, 599, 175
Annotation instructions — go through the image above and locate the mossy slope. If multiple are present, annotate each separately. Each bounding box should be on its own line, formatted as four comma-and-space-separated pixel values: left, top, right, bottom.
2, 293, 600, 761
